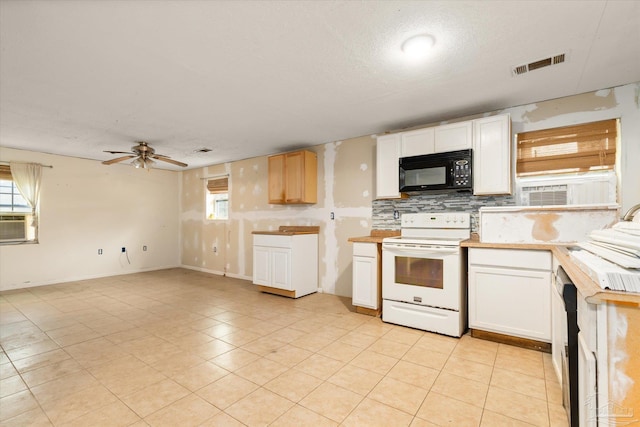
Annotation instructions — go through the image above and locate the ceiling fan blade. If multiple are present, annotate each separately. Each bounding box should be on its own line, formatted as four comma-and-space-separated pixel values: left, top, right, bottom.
104, 150, 135, 155
102, 155, 136, 165
151, 156, 188, 167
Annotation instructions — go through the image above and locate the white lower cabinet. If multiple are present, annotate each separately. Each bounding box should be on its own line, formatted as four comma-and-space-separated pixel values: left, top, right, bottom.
352, 242, 379, 310
252, 233, 318, 298
468, 248, 552, 342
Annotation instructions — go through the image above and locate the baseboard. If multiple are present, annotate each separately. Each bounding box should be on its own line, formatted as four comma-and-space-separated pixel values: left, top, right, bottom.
470, 329, 552, 353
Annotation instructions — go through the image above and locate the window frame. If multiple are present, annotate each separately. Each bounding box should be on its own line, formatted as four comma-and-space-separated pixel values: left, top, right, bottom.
205, 176, 229, 221
0, 165, 38, 244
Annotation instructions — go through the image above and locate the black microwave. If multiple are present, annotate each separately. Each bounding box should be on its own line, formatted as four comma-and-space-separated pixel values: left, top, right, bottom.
399, 149, 472, 192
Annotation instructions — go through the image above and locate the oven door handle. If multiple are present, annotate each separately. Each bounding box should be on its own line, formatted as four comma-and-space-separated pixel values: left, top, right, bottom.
383, 245, 458, 256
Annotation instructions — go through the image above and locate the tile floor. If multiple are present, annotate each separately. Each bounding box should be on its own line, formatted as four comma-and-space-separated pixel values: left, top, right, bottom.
0, 268, 569, 426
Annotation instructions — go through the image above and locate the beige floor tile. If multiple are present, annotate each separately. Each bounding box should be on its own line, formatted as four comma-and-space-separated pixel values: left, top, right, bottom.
546, 379, 563, 406
299, 382, 364, 423
410, 417, 440, 426
0, 373, 28, 398
265, 326, 307, 344
317, 340, 363, 363
494, 352, 545, 379
350, 350, 398, 375
293, 353, 345, 380
402, 346, 450, 370
497, 343, 544, 362
11, 348, 71, 373
0, 362, 18, 380
443, 356, 494, 384
217, 329, 262, 346
240, 335, 287, 356
368, 376, 429, 415
121, 378, 190, 418
211, 347, 260, 371
1, 407, 52, 427
21, 357, 83, 388
196, 373, 258, 409
353, 320, 394, 337
235, 357, 289, 385
189, 338, 235, 359
451, 343, 497, 366
263, 343, 313, 367
225, 387, 294, 426
150, 350, 204, 375
480, 409, 537, 426
265, 369, 323, 402
5, 339, 60, 361
58, 400, 140, 427
198, 411, 245, 426
40, 383, 118, 425
290, 333, 333, 352
144, 394, 219, 427
413, 332, 459, 355
431, 371, 489, 408
491, 367, 548, 400
0, 389, 40, 422
383, 327, 423, 346
367, 337, 411, 358
171, 361, 229, 391
30, 370, 100, 406
484, 386, 549, 426
327, 364, 383, 395
342, 397, 414, 427
338, 330, 380, 348
387, 360, 439, 390
270, 404, 338, 427
201, 322, 238, 339
416, 392, 483, 426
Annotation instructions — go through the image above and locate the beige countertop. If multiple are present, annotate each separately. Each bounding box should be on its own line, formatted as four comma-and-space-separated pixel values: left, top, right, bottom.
462, 233, 640, 306
348, 229, 400, 244
252, 226, 320, 236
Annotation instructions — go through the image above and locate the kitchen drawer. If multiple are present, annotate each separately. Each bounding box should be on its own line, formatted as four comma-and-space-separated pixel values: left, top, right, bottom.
353, 242, 377, 257
469, 248, 551, 270
253, 234, 292, 248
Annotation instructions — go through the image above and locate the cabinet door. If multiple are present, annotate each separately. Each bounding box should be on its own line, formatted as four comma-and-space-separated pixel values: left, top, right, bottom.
285, 151, 305, 203
253, 246, 271, 285
400, 128, 435, 157
376, 134, 403, 199
550, 284, 566, 384
434, 122, 472, 153
352, 255, 377, 309
270, 247, 292, 290
578, 332, 598, 426
268, 155, 285, 203
472, 114, 512, 195
468, 265, 551, 342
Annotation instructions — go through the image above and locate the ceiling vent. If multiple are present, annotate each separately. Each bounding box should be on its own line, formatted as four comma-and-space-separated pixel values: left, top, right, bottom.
512, 53, 567, 76
195, 148, 212, 153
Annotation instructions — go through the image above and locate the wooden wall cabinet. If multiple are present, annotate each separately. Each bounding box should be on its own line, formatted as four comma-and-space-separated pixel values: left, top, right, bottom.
268, 150, 317, 204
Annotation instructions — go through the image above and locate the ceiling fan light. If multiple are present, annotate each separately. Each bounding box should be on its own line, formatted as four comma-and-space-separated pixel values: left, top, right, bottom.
132, 157, 144, 168
401, 34, 435, 59
144, 158, 155, 169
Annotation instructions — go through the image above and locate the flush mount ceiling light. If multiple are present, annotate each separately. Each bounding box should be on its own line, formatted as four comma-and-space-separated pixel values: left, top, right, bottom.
401, 34, 436, 59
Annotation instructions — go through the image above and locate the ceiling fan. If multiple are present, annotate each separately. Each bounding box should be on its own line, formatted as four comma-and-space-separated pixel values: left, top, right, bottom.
102, 142, 188, 169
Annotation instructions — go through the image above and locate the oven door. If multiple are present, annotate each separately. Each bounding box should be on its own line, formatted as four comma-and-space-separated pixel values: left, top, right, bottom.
382, 243, 462, 311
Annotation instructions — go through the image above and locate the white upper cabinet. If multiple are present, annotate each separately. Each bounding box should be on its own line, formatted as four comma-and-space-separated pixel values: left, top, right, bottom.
376, 134, 403, 199
434, 121, 472, 153
472, 114, 512, 195
400, 128, 435, 157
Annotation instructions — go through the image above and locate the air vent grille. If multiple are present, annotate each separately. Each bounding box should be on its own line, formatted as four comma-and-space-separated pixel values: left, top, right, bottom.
512, 52, 567, 76
195, 148, 212, 153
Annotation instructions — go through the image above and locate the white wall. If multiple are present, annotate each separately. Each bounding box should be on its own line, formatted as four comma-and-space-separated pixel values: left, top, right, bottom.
0, 148, 181, 290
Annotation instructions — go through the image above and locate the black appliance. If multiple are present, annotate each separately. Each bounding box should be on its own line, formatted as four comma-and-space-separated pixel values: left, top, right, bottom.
557, 266, 579, 427
399, 149, 472, 193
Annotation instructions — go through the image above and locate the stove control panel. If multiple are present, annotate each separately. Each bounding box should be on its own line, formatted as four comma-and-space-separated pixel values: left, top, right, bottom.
401, 212, 470, 229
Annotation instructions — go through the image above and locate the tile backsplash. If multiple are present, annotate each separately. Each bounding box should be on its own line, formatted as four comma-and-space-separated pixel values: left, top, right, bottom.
372, 192, 516, 233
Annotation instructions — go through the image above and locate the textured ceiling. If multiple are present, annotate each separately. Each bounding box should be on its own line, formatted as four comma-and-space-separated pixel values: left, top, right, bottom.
1, 0, 639, 170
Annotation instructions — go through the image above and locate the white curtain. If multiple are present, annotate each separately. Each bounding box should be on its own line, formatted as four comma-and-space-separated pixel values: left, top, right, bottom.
10, 162, 42, 228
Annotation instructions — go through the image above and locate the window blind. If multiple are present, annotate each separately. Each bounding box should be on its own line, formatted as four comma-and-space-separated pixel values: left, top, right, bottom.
0, 165, 12, 181
516, 119, 617, 176
207, 177, 228, 194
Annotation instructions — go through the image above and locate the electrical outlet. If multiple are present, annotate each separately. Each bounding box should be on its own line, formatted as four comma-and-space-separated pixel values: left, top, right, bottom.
143, 245, 147, 251
330, 212, 335, 220
121, 247, 126, 253
98, 249, 103, 255
393, 210, 400, 220
213, 246, 217, 253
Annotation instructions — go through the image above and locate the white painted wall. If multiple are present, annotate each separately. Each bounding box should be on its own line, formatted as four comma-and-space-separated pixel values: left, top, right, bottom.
0, 147, 181, 291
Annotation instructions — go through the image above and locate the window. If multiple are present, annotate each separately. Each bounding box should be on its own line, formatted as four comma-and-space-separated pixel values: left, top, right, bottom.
206, 177, 229, 220
0, 164, 38, 243
515, 119, 619, 206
